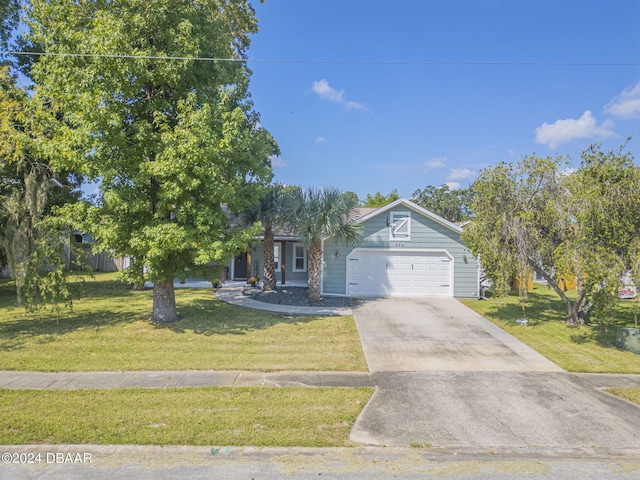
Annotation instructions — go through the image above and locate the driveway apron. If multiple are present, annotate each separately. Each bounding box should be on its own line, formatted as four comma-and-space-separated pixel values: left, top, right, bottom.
350, 297, 640, 455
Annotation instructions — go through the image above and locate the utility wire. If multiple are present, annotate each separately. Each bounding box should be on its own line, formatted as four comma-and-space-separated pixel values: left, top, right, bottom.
5, 51, 640, 66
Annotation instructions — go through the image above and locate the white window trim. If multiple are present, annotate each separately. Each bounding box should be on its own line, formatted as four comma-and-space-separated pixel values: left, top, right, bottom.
389, 211, 411, 241
292, 243, 307, 272
273, 242, 281, 271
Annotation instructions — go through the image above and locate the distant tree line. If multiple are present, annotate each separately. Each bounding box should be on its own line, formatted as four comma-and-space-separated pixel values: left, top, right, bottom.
354, 186, 473, 223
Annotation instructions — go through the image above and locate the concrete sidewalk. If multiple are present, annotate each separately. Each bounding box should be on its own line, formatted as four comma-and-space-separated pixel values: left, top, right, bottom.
0, 370, 373, 390
215, 284, 353, 316
0, 369, 637, 390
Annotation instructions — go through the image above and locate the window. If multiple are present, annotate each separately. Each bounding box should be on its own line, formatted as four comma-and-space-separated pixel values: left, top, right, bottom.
389, 211, 411, 241
293, 243, 307, 272
273, 243, 280, 271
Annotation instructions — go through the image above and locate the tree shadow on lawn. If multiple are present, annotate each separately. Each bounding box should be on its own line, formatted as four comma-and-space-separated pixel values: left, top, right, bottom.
156, 298, 318, 336
480, 288, 565, 327
0, 306, 146, 353
0, 280, 317, 351
482, 287, 637, 349
569, 303, 637, 349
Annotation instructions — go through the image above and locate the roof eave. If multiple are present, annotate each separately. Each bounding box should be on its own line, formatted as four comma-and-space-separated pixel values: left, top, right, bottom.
354, 198, 463, 234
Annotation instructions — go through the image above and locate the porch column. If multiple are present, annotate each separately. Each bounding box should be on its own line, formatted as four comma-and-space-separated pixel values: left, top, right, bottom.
246, 250, 252, 280
281, 242, 286, 285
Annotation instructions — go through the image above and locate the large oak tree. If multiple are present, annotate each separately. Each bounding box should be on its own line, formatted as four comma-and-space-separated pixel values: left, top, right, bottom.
25, 0, 278, 322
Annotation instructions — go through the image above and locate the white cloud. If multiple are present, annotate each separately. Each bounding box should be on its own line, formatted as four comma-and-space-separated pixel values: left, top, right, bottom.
270, 155, 286, 167
447, 168, 475, 182
345, 100, 367, 111
534, 111, 615, 148
311, 79, 344, 103
604, 81, 640, 118
315, 136, 326, 143
445, 182, 462, 190
311, 79, 368, 111
423, 157, 447, 170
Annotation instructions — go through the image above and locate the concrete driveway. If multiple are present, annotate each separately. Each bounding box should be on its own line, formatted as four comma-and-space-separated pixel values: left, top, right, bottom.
350, 298, 640, 454
351, 297, 562, 372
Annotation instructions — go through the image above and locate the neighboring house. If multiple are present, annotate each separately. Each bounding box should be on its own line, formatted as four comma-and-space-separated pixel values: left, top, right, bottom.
69, 232, 128, 273
229, 198, 480, 298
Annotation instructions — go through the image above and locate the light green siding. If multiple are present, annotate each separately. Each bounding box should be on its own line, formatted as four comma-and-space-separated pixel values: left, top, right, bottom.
321, 243, 354, 295
322, 205, 479, 298
252, 240, 309, 284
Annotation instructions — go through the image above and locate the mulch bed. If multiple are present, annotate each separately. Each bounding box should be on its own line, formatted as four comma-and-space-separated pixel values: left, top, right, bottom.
242, 286, 351, 308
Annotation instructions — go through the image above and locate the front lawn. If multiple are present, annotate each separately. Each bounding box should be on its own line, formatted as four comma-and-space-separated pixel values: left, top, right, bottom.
460, 285, 640, 373
604, 388, 640, 406
0, 386, 373, 446
0, 274, 367, 372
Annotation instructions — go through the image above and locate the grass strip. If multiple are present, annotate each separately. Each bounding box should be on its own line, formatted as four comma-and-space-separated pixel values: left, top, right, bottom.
0, 387, 374, 446
460, 286, 640, 373
604, 388, 640, 406
0, 274, 367, 372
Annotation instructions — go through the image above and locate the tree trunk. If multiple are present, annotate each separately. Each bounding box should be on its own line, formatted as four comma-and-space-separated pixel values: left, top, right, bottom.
307, 239, 322, 303
565, 303, 583, 327
533, 267, 589, 326
152, 278, 179, 323
262, 225, 276, 291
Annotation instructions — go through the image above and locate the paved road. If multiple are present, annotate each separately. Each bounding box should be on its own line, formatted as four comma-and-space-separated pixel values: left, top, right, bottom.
2, 445, 640, 480
350, 298, 640, 454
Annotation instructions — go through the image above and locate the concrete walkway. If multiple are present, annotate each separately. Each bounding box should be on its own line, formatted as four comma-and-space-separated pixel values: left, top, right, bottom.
0, 369, 637, 390
0, 370, 373, 390
215, 284, 353, 316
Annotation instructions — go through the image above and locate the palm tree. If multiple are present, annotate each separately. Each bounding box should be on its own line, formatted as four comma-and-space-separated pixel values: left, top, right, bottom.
242, 184, 284, 291
283, 187, 363, 303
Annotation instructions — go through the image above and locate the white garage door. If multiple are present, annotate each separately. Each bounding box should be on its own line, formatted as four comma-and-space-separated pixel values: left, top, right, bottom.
346, 250, 453, 297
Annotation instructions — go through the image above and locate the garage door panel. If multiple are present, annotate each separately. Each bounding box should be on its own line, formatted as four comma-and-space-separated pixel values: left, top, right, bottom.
347, 250, 453, 297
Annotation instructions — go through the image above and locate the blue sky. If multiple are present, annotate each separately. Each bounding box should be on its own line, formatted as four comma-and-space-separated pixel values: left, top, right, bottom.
246, 0, 640, 200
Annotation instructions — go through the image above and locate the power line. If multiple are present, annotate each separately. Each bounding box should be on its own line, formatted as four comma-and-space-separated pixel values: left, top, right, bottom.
5, 51, 640, 66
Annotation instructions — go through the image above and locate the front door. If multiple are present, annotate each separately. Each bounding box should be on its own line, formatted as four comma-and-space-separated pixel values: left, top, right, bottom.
233, 252, 248, 280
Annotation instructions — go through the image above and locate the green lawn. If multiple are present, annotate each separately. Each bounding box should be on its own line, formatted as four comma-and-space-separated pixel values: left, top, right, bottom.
603, 388, 640, 406
460, 285, 640, 373
0, 386, 374, 446
0, 273, 367, 372
0, 274, 372, 447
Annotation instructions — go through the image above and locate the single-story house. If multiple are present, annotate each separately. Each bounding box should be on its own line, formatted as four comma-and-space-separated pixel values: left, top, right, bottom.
226, 198, 480, 299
